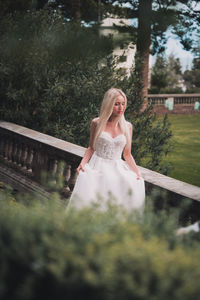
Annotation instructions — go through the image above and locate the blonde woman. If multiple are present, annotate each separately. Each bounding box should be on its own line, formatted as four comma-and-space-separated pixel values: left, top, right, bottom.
70, 88, 145, 212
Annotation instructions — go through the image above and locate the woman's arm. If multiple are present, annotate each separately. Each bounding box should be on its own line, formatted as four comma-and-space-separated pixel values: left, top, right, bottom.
77, 118, 97, 173
123, 122, 141, 180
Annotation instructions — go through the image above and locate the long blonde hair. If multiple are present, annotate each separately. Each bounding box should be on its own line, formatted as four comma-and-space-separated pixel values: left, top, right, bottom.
93, 88, 131, 149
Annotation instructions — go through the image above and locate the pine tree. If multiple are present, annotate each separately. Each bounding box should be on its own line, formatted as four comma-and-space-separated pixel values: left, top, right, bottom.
150, 55, 168, 93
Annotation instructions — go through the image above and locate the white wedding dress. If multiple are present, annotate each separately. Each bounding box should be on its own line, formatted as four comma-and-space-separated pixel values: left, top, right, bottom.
69, 131, 145, 212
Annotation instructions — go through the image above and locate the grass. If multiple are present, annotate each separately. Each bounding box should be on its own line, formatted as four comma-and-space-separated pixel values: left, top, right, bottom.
161, 114, 200, 187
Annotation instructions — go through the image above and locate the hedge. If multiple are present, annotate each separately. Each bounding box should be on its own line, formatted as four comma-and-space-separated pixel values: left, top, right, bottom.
0, 189, 200, 300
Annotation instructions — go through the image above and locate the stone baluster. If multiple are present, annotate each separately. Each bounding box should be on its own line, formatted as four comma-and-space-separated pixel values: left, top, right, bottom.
16, 142, 23, 167
32, 149, 47, 182
0, 138, 5, 158
64, 164, 71, 183
21, 145, 28, 171
7, 139, 13, 162
3, 139, 9, 160
56, 160, 65, 189
12, 141, 18, 164
51, 159, 58, 176
59, 161, 66, 180
57, 160, 65, 176
68, 164, 78, 192
62, 164, 71, 196
26, 148, 34, 173
47, 158, 58, 189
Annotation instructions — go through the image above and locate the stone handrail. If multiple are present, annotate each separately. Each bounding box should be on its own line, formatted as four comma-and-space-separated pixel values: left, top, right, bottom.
148, 94, 200, 105
0, 121, 200, 201
0, 121, 85, 197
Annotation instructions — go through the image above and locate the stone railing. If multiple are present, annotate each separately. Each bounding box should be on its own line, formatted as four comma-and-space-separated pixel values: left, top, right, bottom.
148, 94, 200, 105
0, 121, 200, 202
0, 121, 85, 197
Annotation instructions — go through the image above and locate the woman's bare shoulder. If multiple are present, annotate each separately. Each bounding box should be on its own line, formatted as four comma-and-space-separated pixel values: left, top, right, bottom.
90, 117, 99, 132
126, 121, 132, 129
91, 117, 99, 126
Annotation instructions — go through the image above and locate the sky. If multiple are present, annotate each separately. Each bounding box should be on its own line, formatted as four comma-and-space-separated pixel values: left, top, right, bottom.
149, 1, 200, 72
127, 2, 200, 72
129, 19, 195, 72
151, 31, 194, 71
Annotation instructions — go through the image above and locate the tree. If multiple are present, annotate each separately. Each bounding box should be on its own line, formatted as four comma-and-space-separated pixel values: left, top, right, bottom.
173, 57, 182, 75
47, 0, 200, 107
2, 0, 199, 104
183, 50, 200, 92
116, 0, 200, 105
1, 0, 200, 96
49, 0, 100, 22
150, 54, 184, 93
0, 0, 49, 15
150, 55, 168, 93
165, 54, 183, 92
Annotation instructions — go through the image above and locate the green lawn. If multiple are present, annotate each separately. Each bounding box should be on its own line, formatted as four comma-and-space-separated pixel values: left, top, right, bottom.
161, 114, 200, 187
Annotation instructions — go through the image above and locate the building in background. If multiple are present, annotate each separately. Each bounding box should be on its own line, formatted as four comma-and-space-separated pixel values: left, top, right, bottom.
99, 17, 152, 84
99, 18, 136, 77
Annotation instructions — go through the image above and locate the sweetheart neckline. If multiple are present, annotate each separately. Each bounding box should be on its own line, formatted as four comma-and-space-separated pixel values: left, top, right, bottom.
101, 131, 125, 139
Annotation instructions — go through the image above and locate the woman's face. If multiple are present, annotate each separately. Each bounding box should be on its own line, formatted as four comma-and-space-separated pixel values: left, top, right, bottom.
112, 95, 126, 117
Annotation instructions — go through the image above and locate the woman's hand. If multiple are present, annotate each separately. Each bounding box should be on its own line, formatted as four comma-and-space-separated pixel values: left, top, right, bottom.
136, 173, 142, 180
77, 163, 85, 173
136, 174, 141, 180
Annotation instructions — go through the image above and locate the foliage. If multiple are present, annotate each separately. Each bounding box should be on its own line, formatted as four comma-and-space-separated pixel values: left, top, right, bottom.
183, 48, 200, 92
49, 0, 103, 22
0, 10, 113, 146
0, 0, 49, 16
117, 66, 173, 173
0, 188, 200, 300
1, 0, 200, 101
150, 54, 184, 93
44, 1, 200, 54
94, 0, 200, 99
150, 55, 168, 93
0, 0, 30, 16
0, 10, 172, 174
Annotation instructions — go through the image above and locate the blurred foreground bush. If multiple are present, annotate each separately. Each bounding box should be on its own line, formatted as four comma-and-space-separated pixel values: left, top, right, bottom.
0, 189, 200, 300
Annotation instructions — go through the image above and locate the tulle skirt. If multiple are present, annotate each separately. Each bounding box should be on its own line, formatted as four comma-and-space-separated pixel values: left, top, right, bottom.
69, 152, 145, 212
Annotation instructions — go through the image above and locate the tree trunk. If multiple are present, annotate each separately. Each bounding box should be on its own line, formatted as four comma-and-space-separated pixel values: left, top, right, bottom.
136, 0, 152, 110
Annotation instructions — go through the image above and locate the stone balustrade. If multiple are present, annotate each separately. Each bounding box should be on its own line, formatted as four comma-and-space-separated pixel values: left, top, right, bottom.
148, 94, 200, 105
0, 121, 85, 197
0, 121, 200, 202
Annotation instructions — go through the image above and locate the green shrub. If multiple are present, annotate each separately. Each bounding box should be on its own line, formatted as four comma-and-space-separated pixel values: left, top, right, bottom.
0, 10, 114, 145
0, 189, 200, 300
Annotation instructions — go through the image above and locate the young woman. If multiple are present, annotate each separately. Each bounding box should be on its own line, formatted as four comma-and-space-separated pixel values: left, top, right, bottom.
69, 88, 145, 212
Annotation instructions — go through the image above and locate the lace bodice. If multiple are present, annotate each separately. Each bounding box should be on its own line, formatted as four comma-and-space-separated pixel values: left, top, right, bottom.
95, 131, 126, 160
